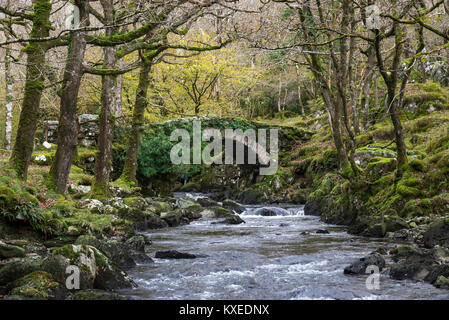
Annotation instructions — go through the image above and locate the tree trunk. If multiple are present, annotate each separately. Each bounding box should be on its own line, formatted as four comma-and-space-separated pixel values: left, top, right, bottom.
92, 0, 118, 196
9, 0, 52, 179
4, 44, 13, 150
114, 57, 124, 118
277, 74, 282, 113
321, 86, 349, 169
374, 23, 408, 173
295, 64, 304, 115
47, 0, 89, 193
387, 85, 407, 168
362, 47, 375, 129
119, 60, 151, 185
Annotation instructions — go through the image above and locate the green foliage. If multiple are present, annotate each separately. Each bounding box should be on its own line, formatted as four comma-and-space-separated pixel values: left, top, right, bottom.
137, 131, 176, 179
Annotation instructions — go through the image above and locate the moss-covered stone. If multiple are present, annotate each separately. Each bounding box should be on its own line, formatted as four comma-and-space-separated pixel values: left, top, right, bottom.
0, 242, 26, 259
9, 271, 66, 300
122, 197, 147, 210
179, 182, 201, 192
0, 256, 43, 285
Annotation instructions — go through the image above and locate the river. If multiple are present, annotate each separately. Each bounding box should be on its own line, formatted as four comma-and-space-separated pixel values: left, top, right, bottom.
120, 201, 448, 300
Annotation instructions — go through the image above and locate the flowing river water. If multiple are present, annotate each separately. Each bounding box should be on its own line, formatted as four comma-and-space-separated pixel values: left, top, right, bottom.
120, 197, 449, 300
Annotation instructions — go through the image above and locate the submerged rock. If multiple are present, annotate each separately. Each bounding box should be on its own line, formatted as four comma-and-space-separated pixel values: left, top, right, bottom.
213, 214, 245, 225
344, 253, 385, 275
316, 229, 330, 234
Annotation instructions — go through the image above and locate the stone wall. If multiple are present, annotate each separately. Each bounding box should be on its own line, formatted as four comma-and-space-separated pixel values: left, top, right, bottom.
43, 114, 99, 148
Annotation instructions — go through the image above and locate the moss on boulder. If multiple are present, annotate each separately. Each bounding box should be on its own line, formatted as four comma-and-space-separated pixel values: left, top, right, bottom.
8, 271, 67, 300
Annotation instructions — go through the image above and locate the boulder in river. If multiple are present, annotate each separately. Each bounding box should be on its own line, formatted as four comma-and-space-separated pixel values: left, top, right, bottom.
221, 199, 246, 214
75, 235, 153, 269
147, 213, 169, 229
251, 207, 290, 216
423, 218, 449, 248
197, 197, 219, 207
42, 244, 97, 289
155, 250, 198, 259
344, 253, 385, 275
389, 245, 449, 284
212, 214, 245, 225
316, 229, 330, 234
42, 244, 136, 290
239, 189, 266, 204
304, 199, 323, 216
200, 206, 232, 219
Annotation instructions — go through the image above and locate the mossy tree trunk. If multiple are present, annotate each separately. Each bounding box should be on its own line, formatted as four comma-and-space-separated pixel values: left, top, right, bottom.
297, 2, 350, 170
9, 0, 52, 179
374, 22, 408, 173
47, 0, 89, 194
362, 47, 375, 129
333, 0, 360, 175
92, 0, 118, 196
119, 58, 152, 185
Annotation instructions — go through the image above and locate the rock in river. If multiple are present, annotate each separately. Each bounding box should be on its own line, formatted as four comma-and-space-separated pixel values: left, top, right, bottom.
250, 207, 290, 216
221, 199, 246, 214
155, 250, 201, 259
344, 253, 385, 275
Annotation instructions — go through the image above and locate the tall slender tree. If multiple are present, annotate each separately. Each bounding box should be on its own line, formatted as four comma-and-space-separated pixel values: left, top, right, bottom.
9, 0, 52, 179
47, 0, 90, 193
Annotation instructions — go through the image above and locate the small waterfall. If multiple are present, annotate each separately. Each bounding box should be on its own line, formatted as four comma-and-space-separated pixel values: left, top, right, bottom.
243, 206, 305, 216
